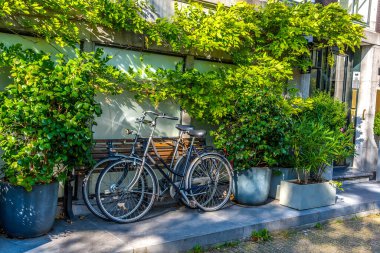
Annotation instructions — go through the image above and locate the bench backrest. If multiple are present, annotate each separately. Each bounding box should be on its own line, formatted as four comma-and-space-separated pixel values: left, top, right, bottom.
91, 137, 206, 164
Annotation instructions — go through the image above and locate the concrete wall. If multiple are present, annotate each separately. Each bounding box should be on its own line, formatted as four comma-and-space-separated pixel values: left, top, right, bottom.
93, 45, 184, 138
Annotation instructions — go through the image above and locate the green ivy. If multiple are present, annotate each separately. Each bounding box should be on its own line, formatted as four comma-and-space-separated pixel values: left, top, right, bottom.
0, 44, 125, 190
0, 1, 364, 173
129, 55, 292, 124
0, 1, 364, 68
0, 0, 149, 46
151, 1, 363, 70
374, 112, 380, 136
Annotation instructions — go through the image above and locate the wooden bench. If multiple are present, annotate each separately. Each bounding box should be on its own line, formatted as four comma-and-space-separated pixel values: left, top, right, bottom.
88, 137, 206, 169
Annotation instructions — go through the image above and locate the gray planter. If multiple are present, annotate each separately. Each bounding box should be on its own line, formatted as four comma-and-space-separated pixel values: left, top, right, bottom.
269, 168, 297, 199
0, 181, 59, 238
233, 167, 271, 205
279, 180, 336, 210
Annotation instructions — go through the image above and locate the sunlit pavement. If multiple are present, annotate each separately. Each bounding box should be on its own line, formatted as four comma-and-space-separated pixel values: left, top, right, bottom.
1, 182, 379, 253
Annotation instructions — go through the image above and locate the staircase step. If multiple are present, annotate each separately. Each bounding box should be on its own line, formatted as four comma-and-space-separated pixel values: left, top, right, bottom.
333, 167, 374, 185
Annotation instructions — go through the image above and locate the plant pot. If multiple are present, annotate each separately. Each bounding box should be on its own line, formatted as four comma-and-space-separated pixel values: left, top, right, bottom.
269, 168, 297, 199
233, 167, 271, 205
0, 181, 59, 238
279, 180, 336, 210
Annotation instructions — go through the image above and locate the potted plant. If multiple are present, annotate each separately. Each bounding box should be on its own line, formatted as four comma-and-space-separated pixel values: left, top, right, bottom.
214, 82, 292, 205
279, 93, 354, 210
0, 44, 123, 238
269, 167, 297, 200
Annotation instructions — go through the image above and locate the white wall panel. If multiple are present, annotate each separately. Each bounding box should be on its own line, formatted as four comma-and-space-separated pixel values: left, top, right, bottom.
94, 46, 184, 138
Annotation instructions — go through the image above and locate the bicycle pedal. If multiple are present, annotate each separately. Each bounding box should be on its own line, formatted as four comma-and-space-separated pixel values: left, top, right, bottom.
189, 200, 197, 208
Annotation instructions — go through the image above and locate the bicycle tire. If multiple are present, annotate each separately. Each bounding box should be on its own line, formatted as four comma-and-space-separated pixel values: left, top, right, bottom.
185, 153, 233, 212
96, 158, 157, 223
82, 155, 130, 220
171, 155, 196, 208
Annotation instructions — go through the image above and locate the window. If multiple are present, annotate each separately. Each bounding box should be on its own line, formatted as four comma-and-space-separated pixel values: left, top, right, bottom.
339, 0, 372, 25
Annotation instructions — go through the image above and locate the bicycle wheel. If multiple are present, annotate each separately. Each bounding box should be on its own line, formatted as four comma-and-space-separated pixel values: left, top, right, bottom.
170, 155, 196, 208
185, 153, 233, 211
96, 159, 157, 223
82, 156, 126, 220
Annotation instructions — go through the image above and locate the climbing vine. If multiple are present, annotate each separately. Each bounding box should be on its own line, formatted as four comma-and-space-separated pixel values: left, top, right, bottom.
0, 0, 150, 46
0, 44, 126, 190
0, 0, 364, 170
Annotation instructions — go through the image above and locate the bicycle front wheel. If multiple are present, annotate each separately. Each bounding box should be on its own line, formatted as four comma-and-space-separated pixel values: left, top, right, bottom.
82, 156, 126, 220
185, 153, 233, 212
96, 159, 157, 223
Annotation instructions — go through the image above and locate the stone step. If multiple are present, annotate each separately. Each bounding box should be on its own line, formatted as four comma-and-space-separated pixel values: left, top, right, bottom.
5, 182, 380, 253
333, 167, 375, 185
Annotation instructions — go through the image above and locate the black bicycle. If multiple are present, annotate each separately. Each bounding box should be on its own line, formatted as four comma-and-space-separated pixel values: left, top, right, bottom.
95, 113, 233, 223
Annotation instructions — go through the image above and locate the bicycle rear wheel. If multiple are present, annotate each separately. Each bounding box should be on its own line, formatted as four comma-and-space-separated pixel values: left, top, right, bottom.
96, 159, 157, 223
186, 153, 233, 211
82, 156, 125, 220
171, 155, 196, 208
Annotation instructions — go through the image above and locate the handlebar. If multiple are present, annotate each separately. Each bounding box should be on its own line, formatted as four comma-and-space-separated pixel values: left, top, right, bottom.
136, 111, 178, 127
159, 114, 179, 121
144, 110, 160, 116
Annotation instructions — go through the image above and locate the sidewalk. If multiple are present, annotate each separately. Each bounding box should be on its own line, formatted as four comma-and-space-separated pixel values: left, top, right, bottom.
206, 213, 380, 253
1, 182, 379, 253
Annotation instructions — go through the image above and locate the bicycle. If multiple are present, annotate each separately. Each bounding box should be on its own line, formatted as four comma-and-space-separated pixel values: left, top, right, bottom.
95, 113, 233, 223
82, 110, 158, 219
82, 111, 192, 219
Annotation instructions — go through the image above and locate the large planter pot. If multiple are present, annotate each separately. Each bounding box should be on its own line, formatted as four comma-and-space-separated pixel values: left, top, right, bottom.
279, 180, 336, 210
269, 168, 297, 199
0, 181, 59, 238
233, 167, 271, 205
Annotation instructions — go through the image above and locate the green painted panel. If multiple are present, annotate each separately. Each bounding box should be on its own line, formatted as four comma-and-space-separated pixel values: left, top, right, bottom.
94, 46, 184, 138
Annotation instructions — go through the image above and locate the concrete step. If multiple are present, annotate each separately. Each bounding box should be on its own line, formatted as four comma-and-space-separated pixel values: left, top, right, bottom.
2, 182, 379, 253
333, 167, 374, 184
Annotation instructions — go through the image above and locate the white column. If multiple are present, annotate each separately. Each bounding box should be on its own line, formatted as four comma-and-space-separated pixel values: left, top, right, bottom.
353, 45, 380, 172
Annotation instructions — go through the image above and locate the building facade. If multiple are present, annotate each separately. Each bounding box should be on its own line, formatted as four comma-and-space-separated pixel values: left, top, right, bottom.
0, 0, 379, 178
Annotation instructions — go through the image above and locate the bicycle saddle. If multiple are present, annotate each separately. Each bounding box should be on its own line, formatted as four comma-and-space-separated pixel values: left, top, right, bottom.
176, 124, 194, 132
188, 129, 206, 137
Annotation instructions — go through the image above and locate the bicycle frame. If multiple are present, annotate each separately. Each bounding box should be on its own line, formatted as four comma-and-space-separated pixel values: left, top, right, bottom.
127, 115, 200, 203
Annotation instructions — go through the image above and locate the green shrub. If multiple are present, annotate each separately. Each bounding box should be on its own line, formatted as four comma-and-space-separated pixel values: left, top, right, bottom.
374, 112, 380, 136
214, 86, 292, 169
0, 44, 124, 191
289, 92, 354, 183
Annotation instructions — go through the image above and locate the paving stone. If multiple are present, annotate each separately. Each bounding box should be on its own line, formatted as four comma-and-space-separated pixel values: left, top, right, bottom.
205, 213, 380, 253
